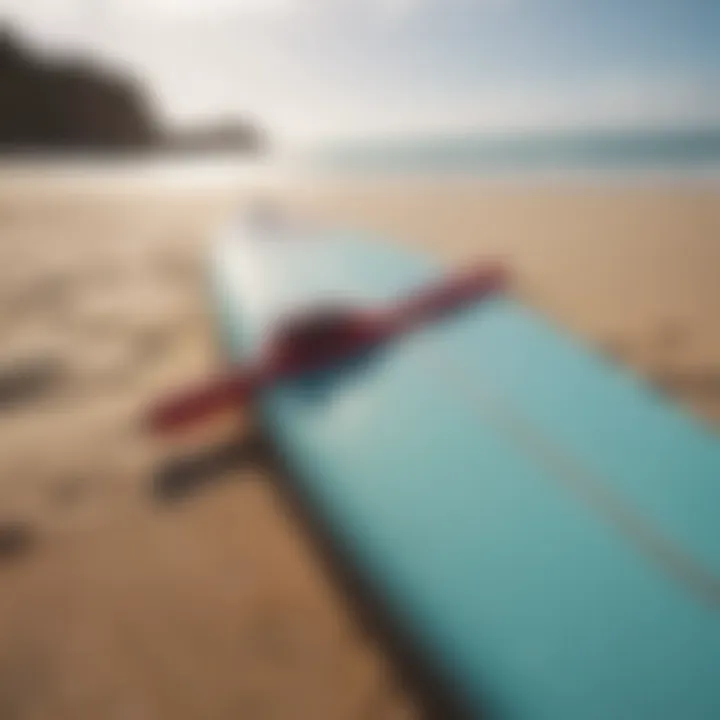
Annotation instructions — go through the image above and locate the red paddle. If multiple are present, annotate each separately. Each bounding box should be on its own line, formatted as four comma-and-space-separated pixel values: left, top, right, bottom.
147, 261, 508, 434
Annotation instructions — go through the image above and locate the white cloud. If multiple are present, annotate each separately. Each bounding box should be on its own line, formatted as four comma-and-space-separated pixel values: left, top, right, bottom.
114, 0, 427, 22
372, 0, 419, 18
0, 0, 432, 24
0, 0, 72, 23
0, 0, 296, 28
117, 0, 298, 19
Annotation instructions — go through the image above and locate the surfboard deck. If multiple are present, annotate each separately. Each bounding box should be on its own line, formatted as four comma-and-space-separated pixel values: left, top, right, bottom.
208, 219, 720, 719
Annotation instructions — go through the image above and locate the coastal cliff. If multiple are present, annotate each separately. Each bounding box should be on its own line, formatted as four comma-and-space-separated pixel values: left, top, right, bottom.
0, 29, 265, 155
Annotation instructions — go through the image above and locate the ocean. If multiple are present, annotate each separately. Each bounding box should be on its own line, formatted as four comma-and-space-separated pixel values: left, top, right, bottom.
3, 128, 720, 190
313, 128, 720, 180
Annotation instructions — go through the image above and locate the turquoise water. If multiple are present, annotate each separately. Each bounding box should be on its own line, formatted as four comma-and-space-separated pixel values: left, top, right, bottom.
316, 128, 720, 178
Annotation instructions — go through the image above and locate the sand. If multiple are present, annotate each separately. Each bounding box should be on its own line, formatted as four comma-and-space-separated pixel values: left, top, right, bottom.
0, 170, 718, 719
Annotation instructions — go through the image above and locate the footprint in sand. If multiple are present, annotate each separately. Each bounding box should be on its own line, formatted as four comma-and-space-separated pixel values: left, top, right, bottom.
72, 333, 139, 389
48, 477, 87, 509
154, 246, 203, 289
0, 519, 36, 561
0, 357, 66, 413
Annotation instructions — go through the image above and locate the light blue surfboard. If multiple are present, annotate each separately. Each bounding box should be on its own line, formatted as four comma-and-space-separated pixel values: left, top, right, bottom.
208, 217, 720, 719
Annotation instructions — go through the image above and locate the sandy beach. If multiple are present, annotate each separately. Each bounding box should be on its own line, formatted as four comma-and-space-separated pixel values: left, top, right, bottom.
0, 169, 718, 719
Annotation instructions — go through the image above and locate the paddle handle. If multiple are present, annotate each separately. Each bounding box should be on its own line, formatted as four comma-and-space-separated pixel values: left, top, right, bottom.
147, 372, 258, 433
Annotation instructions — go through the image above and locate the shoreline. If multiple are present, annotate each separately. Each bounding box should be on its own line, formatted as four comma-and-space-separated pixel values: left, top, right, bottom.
1, 155, 720, 194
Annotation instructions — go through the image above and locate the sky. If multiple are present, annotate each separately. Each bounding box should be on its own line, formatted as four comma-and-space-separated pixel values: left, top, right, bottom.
1, 0, 719, 145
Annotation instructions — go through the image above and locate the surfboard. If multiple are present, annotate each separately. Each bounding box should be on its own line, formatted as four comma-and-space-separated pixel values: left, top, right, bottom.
207, 216, 720, 719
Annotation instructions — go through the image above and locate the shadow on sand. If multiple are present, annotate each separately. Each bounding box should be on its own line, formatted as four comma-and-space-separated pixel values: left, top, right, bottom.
151, 431, 270, 503
151, 429, 482, 719
653, 368, 720, 396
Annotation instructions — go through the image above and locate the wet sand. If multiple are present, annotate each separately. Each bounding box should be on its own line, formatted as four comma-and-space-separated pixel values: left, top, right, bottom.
0, 173, 718, 719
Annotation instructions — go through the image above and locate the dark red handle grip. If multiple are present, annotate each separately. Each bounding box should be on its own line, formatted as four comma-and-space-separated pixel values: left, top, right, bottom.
147, 373, 256, 433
